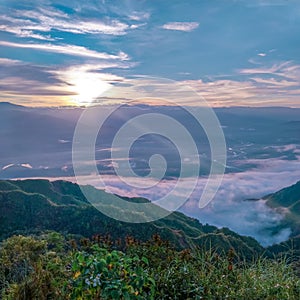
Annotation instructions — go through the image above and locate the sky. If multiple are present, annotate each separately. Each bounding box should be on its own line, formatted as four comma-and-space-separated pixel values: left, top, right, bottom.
1, 0, 300, 107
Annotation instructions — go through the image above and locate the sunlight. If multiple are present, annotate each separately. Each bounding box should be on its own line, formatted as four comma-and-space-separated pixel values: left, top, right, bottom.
71, 72, 112, 105
55, 65, 115, 106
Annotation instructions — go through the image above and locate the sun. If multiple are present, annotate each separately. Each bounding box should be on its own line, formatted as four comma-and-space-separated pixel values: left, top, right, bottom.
57, 65, 115, 106
72, 73, 112, 106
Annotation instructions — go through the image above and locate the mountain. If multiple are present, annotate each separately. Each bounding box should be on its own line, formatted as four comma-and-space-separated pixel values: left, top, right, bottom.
1, 103, 300, 180
264, 181, 300, 236
0, 102, 25, 109
262, 181, 300, 259
0, 102, 82, 178
0, 179, 264, 258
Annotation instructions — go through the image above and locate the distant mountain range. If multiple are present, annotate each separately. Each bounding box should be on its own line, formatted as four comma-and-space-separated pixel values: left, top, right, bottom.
1, 101, 300, 179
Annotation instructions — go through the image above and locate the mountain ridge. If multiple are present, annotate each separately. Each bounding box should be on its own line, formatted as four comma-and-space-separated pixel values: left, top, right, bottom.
0, 179, 265, 258
264, 180, 300, 236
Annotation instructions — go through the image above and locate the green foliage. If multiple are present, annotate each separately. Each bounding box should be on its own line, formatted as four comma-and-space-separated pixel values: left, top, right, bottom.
0, 233, 299, 299
0, 233, 70, 299
126, 235, 300, 299
0, 179, 265, 257
1, 179, 300, 298
70, 245, 155, 299
0, 235, 47, 288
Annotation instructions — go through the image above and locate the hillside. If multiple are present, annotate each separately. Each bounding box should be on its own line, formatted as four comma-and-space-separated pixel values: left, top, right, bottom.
0, 179, 264, 258
264, 181, 300, 236
1, 179, 300, 298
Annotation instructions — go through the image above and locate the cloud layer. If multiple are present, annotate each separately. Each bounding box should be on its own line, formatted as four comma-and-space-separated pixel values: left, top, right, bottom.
49, 155, 300, 246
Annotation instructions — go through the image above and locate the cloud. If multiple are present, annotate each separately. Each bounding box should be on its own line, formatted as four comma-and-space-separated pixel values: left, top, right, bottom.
2, 164, 14, 170
266, 144, 300, 154
250, 77, 298, 87
2, 163, 33, 170
241, 0, 297, 7
0, 2, 151, 41
0, 41, 129, 60
44, 155, 300, 245
64, 155, 300, 246
53, 64, 126, 104
0, 7, 133, 38
180, 61, 300, 107
58, 139, 71, 144
182, 157, 300, 246
128, 11, 150, 21
21, 163, 33, 169
0, 59, 131, 106
0, 58, 22, 65
162, 22, 199, 32
91, 72, 300, 107
0, 24, 54, 40
239, 61, 300, 81
0, 59, 76, 101
258, 53, 266, 57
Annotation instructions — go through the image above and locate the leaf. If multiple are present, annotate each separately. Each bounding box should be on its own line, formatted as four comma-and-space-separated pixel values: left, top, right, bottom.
142, 257, 149, 265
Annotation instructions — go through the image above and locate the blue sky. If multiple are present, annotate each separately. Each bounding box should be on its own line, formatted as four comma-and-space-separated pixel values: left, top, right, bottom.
0, 0, 300, 107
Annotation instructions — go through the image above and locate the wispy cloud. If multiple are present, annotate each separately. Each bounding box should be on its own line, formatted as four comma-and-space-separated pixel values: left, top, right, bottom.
2, 163, 33, 170
180, 61, 300, 107
0, 4, 148, 40
162, 22, 199, 32
2, 164, 14, 170
250, 77, 298, 87
0, 41, 129, 60
0, 58, 22, 65
239, 61, 300, 80
0, 24, 54, 40
128, 11, 150, 21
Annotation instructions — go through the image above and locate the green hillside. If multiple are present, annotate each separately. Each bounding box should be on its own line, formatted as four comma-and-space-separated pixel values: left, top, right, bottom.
1, 179, 300, 299
265, 181, 300, 209
0, 179, 264, 257
264, 181, 300, 236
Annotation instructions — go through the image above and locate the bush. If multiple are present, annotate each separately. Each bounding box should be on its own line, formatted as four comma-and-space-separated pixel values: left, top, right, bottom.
1, 233, 299, 299
70, 245, 155, 299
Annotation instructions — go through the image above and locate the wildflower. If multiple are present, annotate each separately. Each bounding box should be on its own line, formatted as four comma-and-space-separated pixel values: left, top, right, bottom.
73, 271, 81, 279
93, 277, 101, 287
85, 278, 91, 286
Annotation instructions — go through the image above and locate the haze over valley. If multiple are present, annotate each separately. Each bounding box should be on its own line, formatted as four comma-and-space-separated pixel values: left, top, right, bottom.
1, 102, 299, 245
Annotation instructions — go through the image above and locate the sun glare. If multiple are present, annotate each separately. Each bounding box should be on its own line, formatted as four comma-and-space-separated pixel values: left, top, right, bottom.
72, 74, 112, 105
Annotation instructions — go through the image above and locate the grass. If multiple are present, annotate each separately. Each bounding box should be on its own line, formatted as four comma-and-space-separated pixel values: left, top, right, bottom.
0, 232, 299, 299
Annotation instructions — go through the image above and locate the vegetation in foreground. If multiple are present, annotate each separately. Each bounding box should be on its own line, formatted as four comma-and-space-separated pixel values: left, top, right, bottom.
0, 232, 299, 300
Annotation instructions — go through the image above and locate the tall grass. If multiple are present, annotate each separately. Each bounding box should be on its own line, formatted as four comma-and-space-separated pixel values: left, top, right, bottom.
0, 233, 299, 299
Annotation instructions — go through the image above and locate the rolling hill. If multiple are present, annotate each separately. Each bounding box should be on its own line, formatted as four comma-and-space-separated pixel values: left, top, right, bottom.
0, 179, 264, 258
